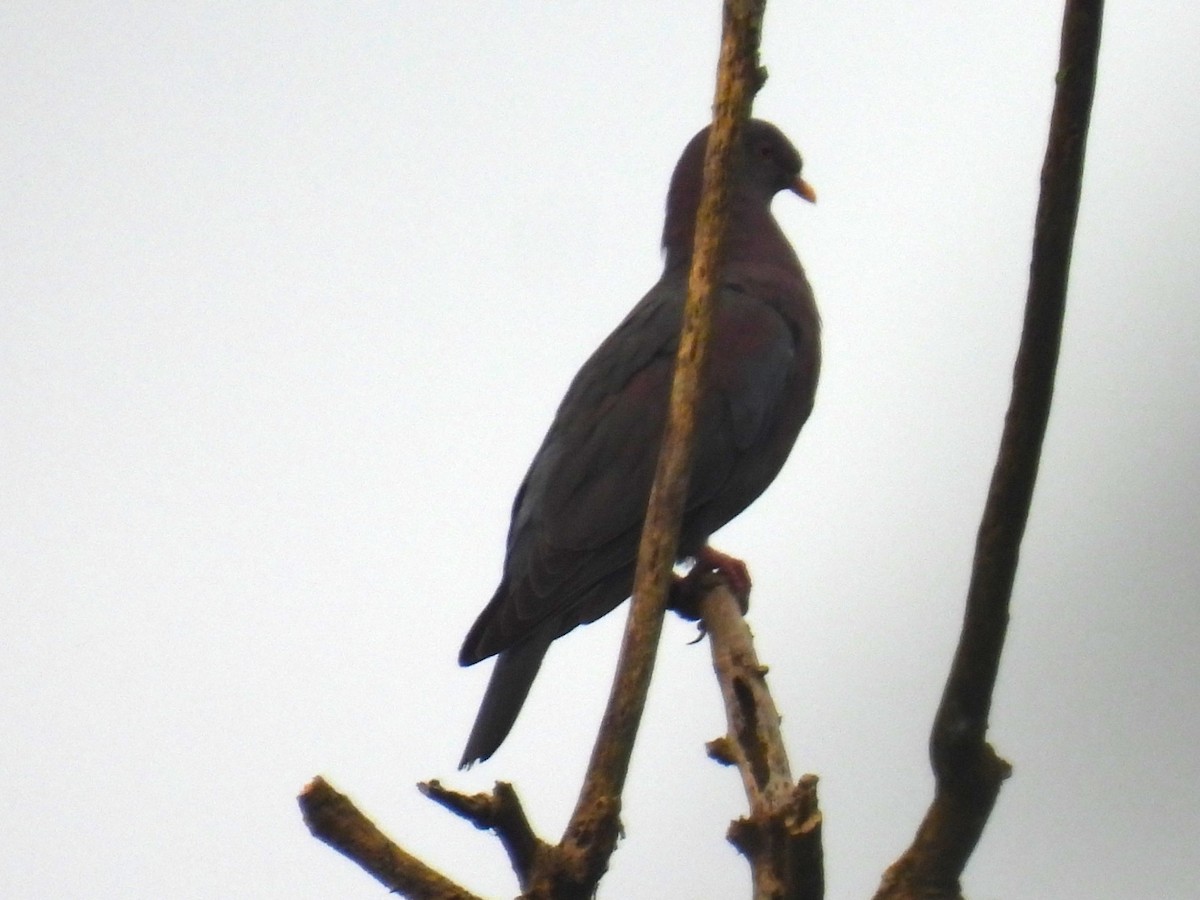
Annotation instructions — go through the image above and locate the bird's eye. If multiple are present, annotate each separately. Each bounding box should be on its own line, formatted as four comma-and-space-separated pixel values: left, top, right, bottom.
759, 144, 774, 159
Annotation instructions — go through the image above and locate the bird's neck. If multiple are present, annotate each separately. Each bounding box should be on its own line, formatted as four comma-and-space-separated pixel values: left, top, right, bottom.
662, 194, 801, 278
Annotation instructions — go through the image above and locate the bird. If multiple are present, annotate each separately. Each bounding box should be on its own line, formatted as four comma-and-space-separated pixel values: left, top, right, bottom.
458, 119, 820, 768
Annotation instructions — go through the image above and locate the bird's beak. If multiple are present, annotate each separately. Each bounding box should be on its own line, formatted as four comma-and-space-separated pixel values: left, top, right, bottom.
791, 177, 817, 204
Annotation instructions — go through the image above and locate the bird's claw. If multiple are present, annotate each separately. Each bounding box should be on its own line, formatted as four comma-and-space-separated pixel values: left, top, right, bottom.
667, 545, 753, 622
694, 545, 752, 612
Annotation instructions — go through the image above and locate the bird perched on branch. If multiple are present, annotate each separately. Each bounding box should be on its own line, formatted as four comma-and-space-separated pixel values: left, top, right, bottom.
459, 119, 820, 767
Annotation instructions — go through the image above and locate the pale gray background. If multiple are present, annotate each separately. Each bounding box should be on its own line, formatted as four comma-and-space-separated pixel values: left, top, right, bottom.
3, 3, 1198, 898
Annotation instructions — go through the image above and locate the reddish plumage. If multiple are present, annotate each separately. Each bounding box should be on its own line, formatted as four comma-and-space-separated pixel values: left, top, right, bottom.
459, 120, 820, 767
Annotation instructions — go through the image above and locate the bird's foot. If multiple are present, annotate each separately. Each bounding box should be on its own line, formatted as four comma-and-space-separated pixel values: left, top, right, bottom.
695, 545, 753, 606
668, 545, 752, 622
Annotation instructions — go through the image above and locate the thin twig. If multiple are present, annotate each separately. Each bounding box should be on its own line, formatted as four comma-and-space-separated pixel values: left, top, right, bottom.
419, 780, 548, 890
299, 777, 482, 900
874, 3, 1104, 897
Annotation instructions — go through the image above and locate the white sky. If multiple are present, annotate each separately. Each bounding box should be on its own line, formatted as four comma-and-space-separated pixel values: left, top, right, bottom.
3, 3, 1198, 898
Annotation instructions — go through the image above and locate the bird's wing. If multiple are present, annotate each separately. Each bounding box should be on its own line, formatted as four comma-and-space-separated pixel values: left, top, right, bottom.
463, 278, 797, 661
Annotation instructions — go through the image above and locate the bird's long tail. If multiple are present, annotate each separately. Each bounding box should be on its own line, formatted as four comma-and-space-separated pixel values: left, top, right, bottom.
459, 634, 552, 768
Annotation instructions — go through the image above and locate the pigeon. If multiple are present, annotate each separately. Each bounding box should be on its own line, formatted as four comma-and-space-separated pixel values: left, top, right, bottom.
458, 119, 820, 767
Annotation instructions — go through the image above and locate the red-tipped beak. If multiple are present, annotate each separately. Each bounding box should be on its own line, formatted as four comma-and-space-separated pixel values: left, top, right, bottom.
791, 177, 817, 204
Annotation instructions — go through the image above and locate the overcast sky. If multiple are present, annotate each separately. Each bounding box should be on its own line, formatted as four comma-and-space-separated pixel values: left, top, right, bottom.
3, 3, 1198, 898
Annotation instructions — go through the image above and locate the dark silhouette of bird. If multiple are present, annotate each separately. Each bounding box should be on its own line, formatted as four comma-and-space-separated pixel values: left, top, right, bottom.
458, 119, 820, 767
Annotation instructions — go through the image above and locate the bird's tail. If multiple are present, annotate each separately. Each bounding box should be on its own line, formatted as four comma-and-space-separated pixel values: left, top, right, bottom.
459, 634, 551, 768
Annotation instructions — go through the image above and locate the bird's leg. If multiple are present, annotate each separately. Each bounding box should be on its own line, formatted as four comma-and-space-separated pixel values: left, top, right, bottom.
669, 544, 752, 622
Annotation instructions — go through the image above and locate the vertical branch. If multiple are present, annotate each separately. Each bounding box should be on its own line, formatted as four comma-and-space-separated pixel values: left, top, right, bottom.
556, 0, 769, 889
700, 582, 824, 900
875, 2, 1104, 898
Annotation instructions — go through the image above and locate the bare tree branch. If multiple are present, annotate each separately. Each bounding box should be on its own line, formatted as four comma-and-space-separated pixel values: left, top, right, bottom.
553, 0, 771, 892
874, 2, 1104, 897
700, 579, 824, 899
419, 780, 548, 891
299, 777, 482, 900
